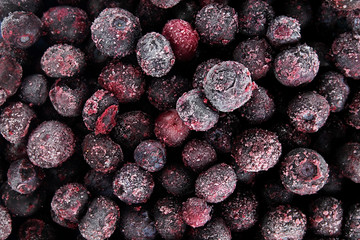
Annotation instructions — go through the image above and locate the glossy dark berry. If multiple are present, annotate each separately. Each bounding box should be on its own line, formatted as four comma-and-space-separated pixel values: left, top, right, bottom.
195, 163, 237, 203
18, 219, 56, 240
188, 217, 232, 240
0, 101, 36, 144
91, 7, 141, 57
82, 133, 123, 173
136, 32, 175, 77
27, 121, 75, 168
112, 110, 153, 149
266, 15, 301, 47
308, 197, 343, 237
238, 0, 274, 36
134, 140, 166, 172
232, 128, 282, 172
78, 196, 120, 240
7, 159, 41, 194
147, 74, 190, 111
195, 3, 238, 45
182, 197, 212, 228
0, 56, 22, 106
331, 32, 360, 79
287, 91, 330, 133
98, 61, 145, 103
159, 163, 194, 196
0, 205, 11, 240
182, 139, 217, 172
204, 61, 254, 112
220, 189, 258, 232
84, 169, 114, 198
113, 163, 154, 205
192, 58, 221, 89
42, 6, 90, 45
19, 74, 48, 106
233, 38, 273, 81
261, 205, 307, 240
51, 183, 90, 223
176, 89, 219, 131
49, 78, 88, 117
280, 148, 329, 195
41, 44, 86, 78
82, 89, 119, 135
150, 0, 181, 9
120, 208, 157, 240
239, 85, 275, 124
336, 142, 360, 183
317, 71, 349, 113
344, 203, 360, 239
153, 197, 186, 240
154, 109, 190, 147
162, 19, 199, 61
274, 44, 319, 87
345, 91, 360, 129
1, 11, 41, 49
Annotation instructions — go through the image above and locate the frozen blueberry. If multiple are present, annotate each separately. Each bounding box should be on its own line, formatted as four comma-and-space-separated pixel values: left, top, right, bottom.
192, 58, 221, 89
27, 121, 75, 168
120, 208, 157, 240
91, 7, 141, 57
19, 74, 48, 106
7, 159, 41, 194
134, 140, 166, 172
136, 32, 175, 77
159, 164, 194, 196
182, 139, 217, 172
0, 56, 22, 106
182, 197, 212, 228
0, 0, 42, 19
266, 15, 301, 47
84, 169, 114, 198
345, 91, 360, 129
188, 218, 232, 240
0, 205, 11, 240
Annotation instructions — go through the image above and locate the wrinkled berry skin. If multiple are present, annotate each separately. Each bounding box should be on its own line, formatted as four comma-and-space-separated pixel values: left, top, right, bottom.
195, 163, 237, 203
266, 15, 301, 47
19, 74, 48, 106
332, 32, 360, 79
0, 56, 22, 106
188, 218, 232, 240
204, 61, 254, 112
232, 128, 282, 172
120, 208, 157, 240
82, 133, 123, 173
176, 89, 219, 131
98, 61, 145, 103
42, 6, 90, 45
345, 91, 360, 129
336, 142, 360, 183
0, 205, 11, 240
78, 196, 120, 240
274, 44, 320, 87
182, 139, 217, 172
7, 159, 41, 194
195, 3, 238, 45
280, 148, 329, 195
27, 121, 75, 168
136, 32, 175, 77
1, 11, 41, 49
113, 163, 154, 205
287, 91, 330, 133
82, 89, 119, 135
91, 7, 141, 58
261, 205, 307, 240
49, 78, 88, 117
162, 19, 199, 61
0, 101, 36, 144
41, 44, 86, 78
134, 140, 166, 172
182, 197, 212, 228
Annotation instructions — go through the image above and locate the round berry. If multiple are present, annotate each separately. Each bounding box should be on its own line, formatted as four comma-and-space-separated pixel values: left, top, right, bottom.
7, 159, 41, 194
19, 74, 48, 106
182, 139, 217, 172
134, 140, 166, 172
266, 15, 301, 47
159, 164, 194, 197
182, 197, 212, 228
188, 218, 232, 240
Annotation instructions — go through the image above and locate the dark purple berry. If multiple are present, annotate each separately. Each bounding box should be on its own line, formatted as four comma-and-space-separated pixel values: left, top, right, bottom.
1, 11, 41, 49
0, 0, 42, 19
19, 219, 56, 240
91, 7, 141, 57
120, 208, 157, 240
195, 163, 237, 203
336, 142, 360, 183
7, 159, 41, 194
134, 140, 166, 172
19, 74, 48, 106
78, 196, 120, 240
192, 58, 221, 89
159, 164, 194, 196
0, 205, 11, 240
280, 148, 329, 195
82, 89, 119, 135
344, 203, 360, 239
0, 101, 36, 144
188, 218, 232, 240
262, 181, 294, 205
266, 15, 301, 47
195, 3, 238, 45
27, 121, 75, 168
98, 61, 145, 103
287, 91, 330, 133
41, 44, 86, 78
0, 41, 28, 65
182, 139, 217, 172
272, 121, 312, 150
136, 32, 175, 77
345, 91, 360, 129
182, 197, 212, 228
0, 56, 22, 106
84, 169, 114, 198
232, 128, 282, 172
113, 163, 155, 205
